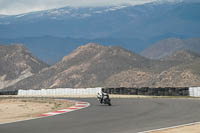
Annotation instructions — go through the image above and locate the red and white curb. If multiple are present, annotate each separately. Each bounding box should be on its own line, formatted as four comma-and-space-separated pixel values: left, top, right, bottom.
40, 101, 90, 117
0, 100, 90, 125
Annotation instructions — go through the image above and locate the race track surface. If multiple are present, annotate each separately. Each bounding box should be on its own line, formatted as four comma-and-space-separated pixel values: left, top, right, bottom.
1, 98, 200, 133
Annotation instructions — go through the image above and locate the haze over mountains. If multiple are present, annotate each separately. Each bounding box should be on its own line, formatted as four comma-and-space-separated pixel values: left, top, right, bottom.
0, 1, 200, 63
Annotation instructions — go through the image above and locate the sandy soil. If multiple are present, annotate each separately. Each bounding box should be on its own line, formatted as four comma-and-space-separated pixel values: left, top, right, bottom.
150, 123, 200, 133
0, 98, 74, 124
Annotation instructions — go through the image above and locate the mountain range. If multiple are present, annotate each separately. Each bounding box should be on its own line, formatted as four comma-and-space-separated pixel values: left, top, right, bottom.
1, 0, 200, 90
2, 43, 200, 90
0, 1, 200, 63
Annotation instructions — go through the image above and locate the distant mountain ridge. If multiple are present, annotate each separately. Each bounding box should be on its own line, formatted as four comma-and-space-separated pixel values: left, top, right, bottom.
0, 1, 200, 63
1, 2, 199, 39
141, 37, 200, 59
0, 36, 141, 64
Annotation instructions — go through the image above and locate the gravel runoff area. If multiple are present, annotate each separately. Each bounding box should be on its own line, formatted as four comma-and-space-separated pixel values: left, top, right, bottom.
0, 97, 75, 124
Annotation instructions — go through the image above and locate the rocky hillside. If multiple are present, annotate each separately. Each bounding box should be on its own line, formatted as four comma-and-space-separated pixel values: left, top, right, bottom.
5, 43, 154, 90
105, 66, 200, 88
140, 38, 200, 59
0, 45, 48, 89
4, 43, 200, 90
163, 50, 200, 61
106, 50, 200, 88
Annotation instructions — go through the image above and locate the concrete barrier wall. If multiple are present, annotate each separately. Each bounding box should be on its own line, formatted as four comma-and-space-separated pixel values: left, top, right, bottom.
1, 87, 200, 97
18, 88, 102, 96
103, 87, 200, 97
189, 87, 200, 97
0, 90, 18, 95
103, 87, 190, 96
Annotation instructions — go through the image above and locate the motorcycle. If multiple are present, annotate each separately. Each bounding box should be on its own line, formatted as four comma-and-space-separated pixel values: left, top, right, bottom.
97, 92, 112, 106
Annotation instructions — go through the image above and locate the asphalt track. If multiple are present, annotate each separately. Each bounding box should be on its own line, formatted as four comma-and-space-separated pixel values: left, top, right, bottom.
1, 98, 200, 133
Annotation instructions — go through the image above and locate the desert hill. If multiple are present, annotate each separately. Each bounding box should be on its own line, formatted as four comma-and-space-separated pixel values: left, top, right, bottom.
0, 45, 48, 89
141, 38, 200, 59
4, 43, 200, 90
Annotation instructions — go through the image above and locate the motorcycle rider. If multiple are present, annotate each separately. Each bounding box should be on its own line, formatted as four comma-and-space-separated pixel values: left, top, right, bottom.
97, 90, 108, 104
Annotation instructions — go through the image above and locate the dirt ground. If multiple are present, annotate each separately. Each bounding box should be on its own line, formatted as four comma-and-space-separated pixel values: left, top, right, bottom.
150, 123, 200, 133
0, 97, 74, 124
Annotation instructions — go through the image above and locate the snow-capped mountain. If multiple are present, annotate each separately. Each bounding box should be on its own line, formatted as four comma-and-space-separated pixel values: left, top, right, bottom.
0, 5, 129, 23
1, 1, 199, 38
0, 0, 192, 23
0, 1, 200, 64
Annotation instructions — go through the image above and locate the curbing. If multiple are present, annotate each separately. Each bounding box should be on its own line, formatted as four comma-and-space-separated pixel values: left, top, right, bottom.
40, 100, 90, 117
0, 99, 90, 125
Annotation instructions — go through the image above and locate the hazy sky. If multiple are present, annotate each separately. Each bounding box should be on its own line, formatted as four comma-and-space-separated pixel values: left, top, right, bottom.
0, 0, 185, 15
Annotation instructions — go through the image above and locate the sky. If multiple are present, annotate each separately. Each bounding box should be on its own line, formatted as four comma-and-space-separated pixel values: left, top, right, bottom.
0, 0, 187, 15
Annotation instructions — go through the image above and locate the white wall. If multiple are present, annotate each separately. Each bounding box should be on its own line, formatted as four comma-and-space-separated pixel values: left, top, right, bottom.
189, 87, 200, 97
18, 88, 102, 96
